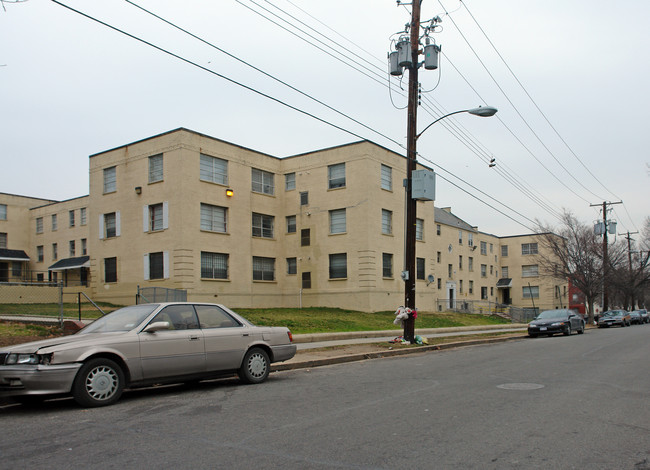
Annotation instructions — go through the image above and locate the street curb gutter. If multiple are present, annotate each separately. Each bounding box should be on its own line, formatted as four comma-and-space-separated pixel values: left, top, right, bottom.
272, 334, 525, 372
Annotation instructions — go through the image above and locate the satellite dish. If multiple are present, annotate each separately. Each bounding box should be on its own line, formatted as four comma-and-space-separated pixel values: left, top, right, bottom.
427, 274, 435, 286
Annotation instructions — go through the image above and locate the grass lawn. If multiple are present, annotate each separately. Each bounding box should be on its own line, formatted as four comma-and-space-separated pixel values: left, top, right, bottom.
234, 307, 509, 334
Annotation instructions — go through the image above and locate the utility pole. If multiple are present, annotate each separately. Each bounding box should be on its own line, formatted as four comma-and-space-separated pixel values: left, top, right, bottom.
591, 200, 622, 311
403, 0, 422, 343
621, 231, 638, 308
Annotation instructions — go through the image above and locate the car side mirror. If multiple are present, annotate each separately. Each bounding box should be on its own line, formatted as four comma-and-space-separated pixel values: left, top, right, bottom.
143, 321, 170, 333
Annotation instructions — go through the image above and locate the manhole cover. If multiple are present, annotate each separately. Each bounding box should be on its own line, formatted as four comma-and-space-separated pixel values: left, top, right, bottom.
497, 383, 544, 390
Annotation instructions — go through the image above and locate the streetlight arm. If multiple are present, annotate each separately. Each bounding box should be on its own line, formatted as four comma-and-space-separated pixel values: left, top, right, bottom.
416, 106, 498, 140
416, 109, 469, 140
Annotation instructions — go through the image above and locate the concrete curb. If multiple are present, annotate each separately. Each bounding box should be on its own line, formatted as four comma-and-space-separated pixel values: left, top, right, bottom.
272, 334, 526, 371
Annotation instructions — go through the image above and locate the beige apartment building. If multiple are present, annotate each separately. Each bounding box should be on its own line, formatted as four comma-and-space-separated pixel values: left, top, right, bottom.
1, 128, 567, 313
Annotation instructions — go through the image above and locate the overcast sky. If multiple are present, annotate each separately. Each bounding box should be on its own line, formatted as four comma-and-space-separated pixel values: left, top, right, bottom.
1, 0, 648, 238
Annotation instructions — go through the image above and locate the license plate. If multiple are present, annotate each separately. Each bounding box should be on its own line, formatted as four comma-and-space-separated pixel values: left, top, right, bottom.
540, 327, 547, 331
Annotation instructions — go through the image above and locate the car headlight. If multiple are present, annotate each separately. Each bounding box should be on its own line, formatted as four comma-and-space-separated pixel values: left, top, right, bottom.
5, 353, 51, 365
551, 322, 566, 327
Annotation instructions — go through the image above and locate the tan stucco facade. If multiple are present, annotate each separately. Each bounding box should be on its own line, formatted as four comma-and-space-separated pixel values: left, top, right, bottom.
2, 128, 567, 312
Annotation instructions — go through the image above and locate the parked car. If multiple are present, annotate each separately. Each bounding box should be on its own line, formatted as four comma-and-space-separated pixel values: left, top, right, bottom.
528, 309, 586, 337
634, 309, 649, 324
0, 303, 297, 407
629, 311, 643, 325
597, 310, 631, 328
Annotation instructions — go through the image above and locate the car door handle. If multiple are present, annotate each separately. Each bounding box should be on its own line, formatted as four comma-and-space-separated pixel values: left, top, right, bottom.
189, 335, 200, 341
242, 333, 249, 337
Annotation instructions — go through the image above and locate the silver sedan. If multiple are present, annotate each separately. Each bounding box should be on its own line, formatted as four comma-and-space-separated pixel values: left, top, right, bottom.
0, 303, 296, 407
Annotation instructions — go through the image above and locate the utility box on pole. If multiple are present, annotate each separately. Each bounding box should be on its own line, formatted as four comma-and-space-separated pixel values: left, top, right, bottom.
412, 169, 436, 201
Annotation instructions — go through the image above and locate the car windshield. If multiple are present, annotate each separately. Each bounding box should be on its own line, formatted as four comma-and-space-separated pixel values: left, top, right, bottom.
536, 310, 568, 320
602, 311, 620, 317
78, 304, 159, 334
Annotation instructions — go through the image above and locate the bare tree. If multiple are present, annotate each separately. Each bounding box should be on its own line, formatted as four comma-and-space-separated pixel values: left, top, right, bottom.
536, 211, 603, 324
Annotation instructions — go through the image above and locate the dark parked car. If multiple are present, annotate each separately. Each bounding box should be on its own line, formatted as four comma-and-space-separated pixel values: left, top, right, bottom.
597, 310, 631, 328
629, 311, 643, 325
0, 303, 296, 407
528, 309, 585, 337
633, 309, 648, 324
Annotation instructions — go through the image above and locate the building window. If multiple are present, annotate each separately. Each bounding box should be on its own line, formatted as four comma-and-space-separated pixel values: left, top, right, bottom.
286, 215, 297, 234
329, 253, 347, 279
501, 245, 508, 257
416, 257, 425, 280
523, 285, 540, 299
148, 252, 164, 280
481, 286, 488, 300
52, 243, 58, 260
416, 219, 424, 241
12, 262, 21, 278
149, 154, 163, 183
285, 172, 295, 191
0, 204, 6, 220
436, 224, 441, 236
252, 213, 274, 238
481, 264, 487, 277
80, 207, 87, 225
101, 212, 120, 239
328, 163, 346, 189
103, 166, 116, 193
200, 204, 227, 233
302, 272, 311, 289
448, 264, 453, 278
522, 264, 539, 277
490, 243, 494, 253
253, 256, 275, 281
37, 245, 44, 262
381, 164, 392, 191
0, 233, 6, 249
502, 266, 509, 278
437, 251, 441, 263
437, 278, 441, 289
200, 154, 228, 185
382, 253, 393, 278
468, 257, 474, 272
458, 231, 463, 245
147, 203, 166, 232
252, 168, 275, 195
381, 209, 392, 235
81, 238, 87, 255
51, 214, 57, 231
459, 280, 463, 294
68, 210, 75, 227
330, 209, 346, 234
69, 240, 75, 257
490, 265, 494, 275
469, 280, 474, 294
480, 241, 487, 255
104, 257, 117, 283
36, 217, 43, 234
468, 232, 474, 247
491, 287, 494, 296
301, 229, 310, 246
522, 243, 538, 255
287, 257, 297, 275
459, 255, 463, 270
201, 252, 228, 279
300, 191, 309, 205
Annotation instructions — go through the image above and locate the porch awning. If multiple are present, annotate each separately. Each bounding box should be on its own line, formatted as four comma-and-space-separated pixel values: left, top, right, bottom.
0, 249, 30, 262
496, 278, 512, 288
48, 256, 90, 271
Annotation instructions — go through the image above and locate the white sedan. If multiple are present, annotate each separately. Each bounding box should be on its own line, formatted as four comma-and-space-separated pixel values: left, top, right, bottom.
0, 303, 296, 407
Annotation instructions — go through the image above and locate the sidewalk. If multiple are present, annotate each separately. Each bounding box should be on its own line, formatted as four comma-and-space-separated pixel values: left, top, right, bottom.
274, 324, 527, 371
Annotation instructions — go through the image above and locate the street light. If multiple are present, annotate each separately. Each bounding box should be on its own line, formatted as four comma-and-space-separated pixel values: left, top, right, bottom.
416, 106, 498, 140
402, 105, 498, 343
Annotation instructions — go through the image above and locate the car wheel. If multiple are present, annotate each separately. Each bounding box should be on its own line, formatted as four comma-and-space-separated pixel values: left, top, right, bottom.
578, 322, 585, 334
564, 325, 571, 336
238, 348, 270, 384
72, 358, 124, 407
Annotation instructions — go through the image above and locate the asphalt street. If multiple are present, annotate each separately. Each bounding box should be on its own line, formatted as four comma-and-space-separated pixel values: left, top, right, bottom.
1, 324, 648, 469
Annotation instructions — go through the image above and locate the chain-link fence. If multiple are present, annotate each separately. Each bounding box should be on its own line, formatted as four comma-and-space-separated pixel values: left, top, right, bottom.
136, 286, 187, 304
434, 299, 540, 322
